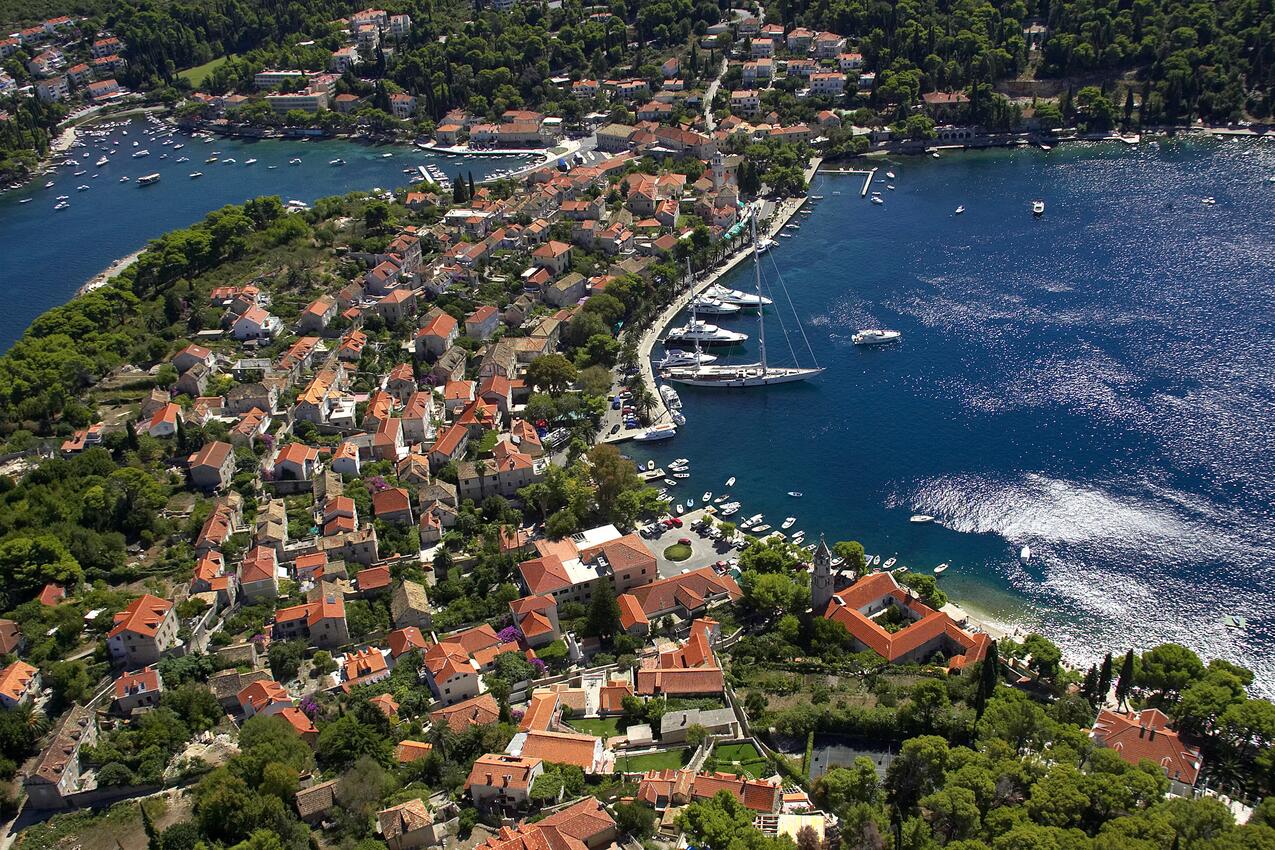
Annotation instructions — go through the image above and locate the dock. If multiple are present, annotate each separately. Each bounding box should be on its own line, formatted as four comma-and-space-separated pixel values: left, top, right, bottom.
861, 167, 877, 197
637, 468, 666, 482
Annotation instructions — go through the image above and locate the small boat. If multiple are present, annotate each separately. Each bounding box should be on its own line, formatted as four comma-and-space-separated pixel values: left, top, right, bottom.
781, 517, 796, 529
1222, 615, 1247, 630
73, 169, 87, 175
1020, 545, 1032, 563
18, 198, 31, 204
955, 205, 965, 214
853, 329, 901, 346
119, 176, 129, 182
934, 563, 949, 576
673, 473, 690, 479
96, 156, 108, 167
223, 157, 236, 164
189, 172, 203, 178
663, 479, 677, 487
132, 149, 149, 158
885, 171, 896, 179
675, 504, 684, 515
871, 196, 884, 205
687, 498, 696, 508
932, 151, 941, 158
872, 555, 881, 566
137, 173, 160, 186
714, 495, 728, 504
76, 184, 89, 191
381, 152, 393, 157
244, 158, 257, 165
646, 461, 655, 471
205, 156, 218, 163
330, 158, 346, 166
787, 491, 802, 497
267, 165, 277, 169
910, 515, 935, 524
703, 492, 712, 503
176, 156, 189, 162
754, 524, 771, 533
726, 476, 736, 487
55, 194, 68, 200
44, 181, 54, 188
892, 565, 909, 575
1031, 200, 1045, 216
884, 557, 897, 568
289, 158, 302, 165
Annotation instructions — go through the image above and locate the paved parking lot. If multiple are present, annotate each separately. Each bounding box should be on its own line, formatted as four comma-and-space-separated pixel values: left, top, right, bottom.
646, 510, 741, 578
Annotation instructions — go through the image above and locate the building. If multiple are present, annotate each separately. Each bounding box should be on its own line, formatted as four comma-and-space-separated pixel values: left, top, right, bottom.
821, 570, 990, 671
378, 798, 455, 850
24, 706, 96, 810
188, 440, 236, 491
476, 797, 615, 850
416, 311, 459, 359
466, 753, 543, 812
637, 769, 780, 812
391, 580, 432, 631
113, 667, 162, 715
517, 525, 657, 606
635, 619, 725, 697
240, 546, 280, 601
1090, 708, 1203, 792
506, 728, 610, 774
509, 595, 560, 648
0, 661, 40, 709
617, 567, 741, 633
107, 595, 178, 667
272, 590, 350, 649
239, 679, 292, 717
659, 707, 738, 743
432, 692, 502, 733
295, 779, 339, 824
390, 92, 417, 119
423, 640, 482, 705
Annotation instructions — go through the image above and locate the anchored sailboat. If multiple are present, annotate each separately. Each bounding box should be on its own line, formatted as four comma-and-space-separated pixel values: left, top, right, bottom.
663, 213, 823, 388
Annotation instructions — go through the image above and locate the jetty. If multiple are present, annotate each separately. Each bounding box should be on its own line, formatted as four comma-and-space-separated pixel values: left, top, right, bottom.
861, 167, 877, 197
620, 158, 823, 428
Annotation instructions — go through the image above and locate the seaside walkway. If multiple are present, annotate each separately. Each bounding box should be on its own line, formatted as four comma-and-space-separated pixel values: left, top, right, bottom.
614, 158, 824, 431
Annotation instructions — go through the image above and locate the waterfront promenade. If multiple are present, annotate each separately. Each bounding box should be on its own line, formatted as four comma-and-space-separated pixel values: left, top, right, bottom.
613, 158, 823, 433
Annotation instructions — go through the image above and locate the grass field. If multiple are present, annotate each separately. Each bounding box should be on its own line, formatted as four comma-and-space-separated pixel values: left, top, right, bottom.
714, 741, 770, 778
618, 748, 689, 772
178, 55, 231, 87
569, 716, 622, 738
664, 543, 692, 561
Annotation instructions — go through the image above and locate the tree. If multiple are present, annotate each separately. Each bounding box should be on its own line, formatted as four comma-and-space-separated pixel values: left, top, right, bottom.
813, 758, 881, 814
525, 353, 578, 396
834, 540, 866, 577
975, 640, 999, 720
1097, 652, 1114, 704
584, 580, 621, 641
1138, 643, 1204, 704
740, 571, 804, 620
901, 679, 951, 735
885, 735, 950, 811
1115, 649, 1136, 708
978, 690, 1053, 755
613, 801, 657, 838
1020, 633, 1062, 682
0, 534, 83, 595
317, 714, 393, 770
920, 785, 980, 843
267, 640, 306, 683
900, 573, 947, 609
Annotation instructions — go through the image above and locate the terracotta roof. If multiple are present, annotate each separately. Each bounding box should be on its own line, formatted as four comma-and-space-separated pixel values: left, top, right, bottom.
1091, 708, 1202, 785
372, 487, 411, 518
113, 666, 160, 700
239, 679, 290, 713
395, 739, 434, 763
0, 661, 38, 703
388, 626, 429, 658
0, 620, 21, 654
279, 707, 318, 738
516, 729, 599, 771
520, 691, 559, 732
635, 667, 724, 696
625, 567, 740, 617
379, 798, 434, 839
188, 440, 233, 470
518, 554, 572, 595
617, 594, 648, 630
343, 647, 388, 682
638, 769, 779, 812
240, 546, 277, 584
432, 693, 502, 733
108, 594, 173, 639
466, 753, 542, 791
598, 680, 633, 713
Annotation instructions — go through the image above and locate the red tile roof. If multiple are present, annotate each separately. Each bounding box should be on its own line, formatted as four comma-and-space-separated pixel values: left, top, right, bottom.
108, 594, 173, 639
1091, 708, 1202, 785
431, 693, 502, 733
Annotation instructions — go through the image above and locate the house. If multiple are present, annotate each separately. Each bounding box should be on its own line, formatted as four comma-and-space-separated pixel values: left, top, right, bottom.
544, 272, 587, 308
240, 546, 280, 601
476, 798, 615, 850
331, 442, 362, 476
113, 667, 162, 715
275, 443, 320, 481
432, 693, 501, 734
416, 312, 459, 360
531, 241, 573, 276
378, 288, 417, 325
356, 565, 392, 596
731, 90, 761, 116
659, 707, 738, 743
188, 440, 236, 491
517, 527, 658, 607
922, 90, 970, 119
617, 567, 741, 630
389, 92, 417, 119
299, 295, 338, 332
176, 364, 211, 398
0, 620, 23, 655
465, 305, 500, 340
0, 661, 40, 709
1090, 708, 1203, 791
388, 627, 429, 661
295, 779, 339, 824
23, 706, 96, 810
146, 402, 182, 438
272, 589, 350, 649
341, 647, 391, 689
456, 446, 539, 502
423, 639, 482, 704
173, 343, 215, 373
378, 798, 455, 850
279, 707, 319, 745
637, 769, 780, 813
814, 32, 847, 58
231, 306, 281, 341
239, 679, 292, 717
427, 424, 469, 472
391, 580, 432, 631
509, 595, 560, 648
598, 680, 633, 715
810, 72, 846, 96
395, 739, 433, 762
107, 595, 178, 668
635, 619, 725, 697
465, 753, 543, 812
506, 728, 610, 774
373, 487, 414, 525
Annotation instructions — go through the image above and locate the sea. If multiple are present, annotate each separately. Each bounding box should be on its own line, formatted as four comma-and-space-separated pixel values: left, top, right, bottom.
624, 137, 1275, 695
0, 116, 530, 349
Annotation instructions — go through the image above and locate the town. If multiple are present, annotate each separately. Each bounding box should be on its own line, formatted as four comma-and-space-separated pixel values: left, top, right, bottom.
0, 2, 1274, 850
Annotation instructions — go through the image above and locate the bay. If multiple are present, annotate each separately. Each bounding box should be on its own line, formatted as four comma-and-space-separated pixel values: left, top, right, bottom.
629, 138, 1275, 694
0, 116, 531, 349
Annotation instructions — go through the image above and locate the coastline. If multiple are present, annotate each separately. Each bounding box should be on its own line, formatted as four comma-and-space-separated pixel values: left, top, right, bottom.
78, 247, 145, 296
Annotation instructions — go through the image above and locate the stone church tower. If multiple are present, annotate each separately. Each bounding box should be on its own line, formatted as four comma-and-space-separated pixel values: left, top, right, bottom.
811, 535, 834, 613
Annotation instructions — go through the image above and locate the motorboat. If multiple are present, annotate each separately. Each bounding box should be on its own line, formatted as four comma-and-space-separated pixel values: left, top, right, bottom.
853, 329, 901, 346
137, 173, 160, 186
754, 524, 771, 533
330, 158, 346, 166
663, 479, 677, 487
687, 498, 696, 508
659, 384, 682, 409
757, 238, 776, 254
1031, 199, 1045, 216
44, 181, 54, 188
726, 476, 736, 487
910, 515, 935, 524
787, 491, 802, 497
18, 198, 31, 204
132, 149, 149, 158
289, 158, 302, 165
634, 424, 677, 442
689, 296, 742, 316
714, 495, 728, 504
886, 171, 896, 179
244, 158, 257, 165
1020, 545, 1032, 563
53, 201, 69, 210
673, 472, 690, 479
189, 172, 203, 178
76, 184, 89, 191
646, 461, 655, 471
675, 504, 684, 515
955, 205, 965, 214
205, 156, 219, 163
872, 555, 881, 566
781, 517, 796, 529
176, 156, 189, 162
884, 557, 897, 568
706, 283, 773, 308
659, 349, 717, 368
932, 151, 941, 158
223, 157, 236, 164
55, 194, 68, 200
871, 196, 884, 205
96, 156, 108, 167
664, 319, 747, 346
119, 176, 129, 182
934, 563, 949, 576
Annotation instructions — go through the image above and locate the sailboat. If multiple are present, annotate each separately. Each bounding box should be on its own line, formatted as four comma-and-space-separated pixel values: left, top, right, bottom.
664, 214, 824, 388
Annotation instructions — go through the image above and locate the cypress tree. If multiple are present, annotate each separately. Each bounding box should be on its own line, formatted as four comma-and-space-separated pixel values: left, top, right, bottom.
467, 171, 475, 197
975, 639, 999, 719
1115, 648, 1135, 707
1097, 652, 1114, 704
126, 420, 139, 451
1082, 665, 1099, 705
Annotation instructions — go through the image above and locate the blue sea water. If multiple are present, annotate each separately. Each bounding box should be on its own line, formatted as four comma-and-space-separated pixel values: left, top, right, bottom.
627, 138, 1275, 694
0, 117, 529, 349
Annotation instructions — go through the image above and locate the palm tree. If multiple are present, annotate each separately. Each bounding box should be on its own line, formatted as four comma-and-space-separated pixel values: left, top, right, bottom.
633, 387, 657, 423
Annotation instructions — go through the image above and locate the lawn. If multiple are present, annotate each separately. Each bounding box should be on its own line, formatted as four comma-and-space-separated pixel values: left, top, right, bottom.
714, 741, 770, 778
569, 716, 622, 738
178, 55, 232, 87
664, 543, 692, 561
617, 748, 690, 772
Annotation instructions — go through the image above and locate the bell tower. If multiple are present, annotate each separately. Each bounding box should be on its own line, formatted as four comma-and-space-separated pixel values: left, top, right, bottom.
812, 535, 833, 613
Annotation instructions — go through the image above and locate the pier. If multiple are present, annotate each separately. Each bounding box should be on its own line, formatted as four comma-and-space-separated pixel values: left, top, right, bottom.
861, 167, 877, 197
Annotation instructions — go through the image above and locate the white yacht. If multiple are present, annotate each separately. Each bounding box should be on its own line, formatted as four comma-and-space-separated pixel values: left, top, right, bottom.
659, 384, 682, 410
910, 514, 935, 523
689, 296, 741, 316
706, 283, 773, 309
95, 156, 109, 167
289, 158, 302, 165
244, 158, 257, 165
853, 329, 901, 346
634, 424, 677, 442
1032, 200, 1045, 216
955, 205, 965, 214
664, 319, 747, 347
658, 349, 717, 368
132, 149, 149, 158
781, 517, 796, 529
1020, 545, 1032, 563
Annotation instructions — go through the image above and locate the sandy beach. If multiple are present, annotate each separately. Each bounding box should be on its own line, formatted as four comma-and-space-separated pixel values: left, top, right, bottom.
78, 247, 145, 296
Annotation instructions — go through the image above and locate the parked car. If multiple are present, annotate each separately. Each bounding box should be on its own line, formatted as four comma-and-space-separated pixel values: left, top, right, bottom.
670, 517, 683, 528
678, 537, 692, 546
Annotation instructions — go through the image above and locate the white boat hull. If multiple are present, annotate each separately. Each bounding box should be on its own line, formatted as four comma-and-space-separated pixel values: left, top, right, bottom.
665, 366, 824, 387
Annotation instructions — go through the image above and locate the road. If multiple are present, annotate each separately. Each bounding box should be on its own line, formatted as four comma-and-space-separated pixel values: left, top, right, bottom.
703, 55, 728, 132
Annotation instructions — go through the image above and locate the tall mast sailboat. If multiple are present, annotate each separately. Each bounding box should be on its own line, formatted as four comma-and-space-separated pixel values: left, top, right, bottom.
663, 213, 823, 387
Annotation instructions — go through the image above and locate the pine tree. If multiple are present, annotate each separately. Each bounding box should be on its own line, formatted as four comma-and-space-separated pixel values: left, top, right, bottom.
1097, 652, 1114, 704
1115, 648, 1135, 707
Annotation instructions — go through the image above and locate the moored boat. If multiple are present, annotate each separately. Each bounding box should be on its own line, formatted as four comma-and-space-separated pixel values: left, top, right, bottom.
853, 329, 901, 346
